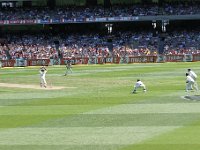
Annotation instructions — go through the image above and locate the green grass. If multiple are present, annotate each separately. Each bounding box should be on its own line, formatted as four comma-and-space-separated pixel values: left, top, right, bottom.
0, 62, 200, 150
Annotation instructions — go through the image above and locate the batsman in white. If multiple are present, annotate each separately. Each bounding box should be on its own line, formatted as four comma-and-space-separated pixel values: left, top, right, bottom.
132, 79, 146, 93
188, 68, 198, 90
39, 66, 47, 88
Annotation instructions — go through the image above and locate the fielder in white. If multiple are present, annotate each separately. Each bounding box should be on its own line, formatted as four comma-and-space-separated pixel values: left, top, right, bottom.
64, 59, 72, 76
132, 79, 146, 93
39, 66, 47, 88
185, 73, 198, 92
188, 68, 198, 91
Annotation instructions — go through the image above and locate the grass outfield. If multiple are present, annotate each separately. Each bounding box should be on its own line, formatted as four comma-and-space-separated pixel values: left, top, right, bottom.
0, 62, 200, 150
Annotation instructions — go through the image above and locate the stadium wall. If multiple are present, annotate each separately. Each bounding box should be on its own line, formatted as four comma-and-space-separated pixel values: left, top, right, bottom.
0, 54, 197, 67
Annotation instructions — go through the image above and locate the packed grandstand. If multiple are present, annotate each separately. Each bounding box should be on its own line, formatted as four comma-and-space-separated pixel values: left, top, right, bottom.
0, 0, 200, 67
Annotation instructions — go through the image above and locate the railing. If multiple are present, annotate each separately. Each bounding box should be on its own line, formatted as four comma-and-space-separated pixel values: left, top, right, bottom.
0, 14, 200, 25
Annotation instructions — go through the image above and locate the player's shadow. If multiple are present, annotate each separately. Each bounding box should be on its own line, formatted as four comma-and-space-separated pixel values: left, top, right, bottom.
184, 95, 200, 101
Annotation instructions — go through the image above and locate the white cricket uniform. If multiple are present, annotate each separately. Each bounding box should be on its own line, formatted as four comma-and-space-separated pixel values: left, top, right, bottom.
40, 69, 47, 87
186, 75, 196, 92
133, 80, 146, 93
188, 70, 198, 90
188, 70, 197, 80
64, 61, 72, 76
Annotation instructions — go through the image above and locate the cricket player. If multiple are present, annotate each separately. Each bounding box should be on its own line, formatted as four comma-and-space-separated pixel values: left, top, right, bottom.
132, 79, 146, 93
39, 66, 47, 88
188, 69, 198, 90
64, 59, 72, 76
185, 73, 198, 92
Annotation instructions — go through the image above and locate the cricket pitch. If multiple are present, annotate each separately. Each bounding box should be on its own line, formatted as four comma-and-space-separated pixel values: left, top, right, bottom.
0, 83, 67, 90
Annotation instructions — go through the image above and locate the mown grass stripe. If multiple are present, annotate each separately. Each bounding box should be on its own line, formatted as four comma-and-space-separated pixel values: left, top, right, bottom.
0, 105, 104, 115
0, 127, 179, 145
2, 103, 200, 115
0, 145, 123, 150
1, 113, 200, 129
84, 103, 200, 114
28, 113, 200, 127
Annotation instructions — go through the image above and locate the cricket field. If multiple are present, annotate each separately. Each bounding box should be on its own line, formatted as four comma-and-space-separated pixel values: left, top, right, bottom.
0, 62, 200, 150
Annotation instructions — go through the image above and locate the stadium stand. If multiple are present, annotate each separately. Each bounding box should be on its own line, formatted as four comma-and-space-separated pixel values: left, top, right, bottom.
0, 0, 200, 66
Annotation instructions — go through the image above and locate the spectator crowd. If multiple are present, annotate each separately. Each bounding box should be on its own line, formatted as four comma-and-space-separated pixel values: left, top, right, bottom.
1, 2, 200, 60
0, 3, 200, 21
1, 29, 200, 60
